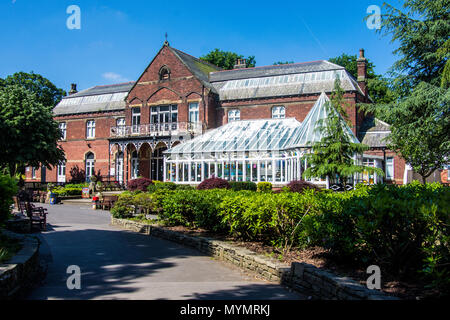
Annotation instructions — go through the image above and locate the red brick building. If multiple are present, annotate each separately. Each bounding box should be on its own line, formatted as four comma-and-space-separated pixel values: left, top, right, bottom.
26, 42, 431, 186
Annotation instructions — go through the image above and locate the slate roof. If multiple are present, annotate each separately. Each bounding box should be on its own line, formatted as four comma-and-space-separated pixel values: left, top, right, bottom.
358, 117, 391, 148
168, 47, 222, 91
209, 61, 365, 101
53, 82, 135, 116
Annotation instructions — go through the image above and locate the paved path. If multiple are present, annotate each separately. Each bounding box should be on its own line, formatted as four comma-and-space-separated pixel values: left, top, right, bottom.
27, 203, 304, 300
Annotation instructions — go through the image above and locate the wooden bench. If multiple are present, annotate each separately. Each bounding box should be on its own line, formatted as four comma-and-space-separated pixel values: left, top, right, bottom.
100, 195, 119, 210
19, 202, 48, 231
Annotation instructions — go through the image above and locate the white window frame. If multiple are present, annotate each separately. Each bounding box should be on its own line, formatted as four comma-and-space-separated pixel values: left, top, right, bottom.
85, 153, 95, 181
32, 167, 37, 179
189, 102, 200, 124
386, 157, 394, 180
57, 161, 66, 183
272, 106, 286, 119
228, 109, 240, 122
131, 108, 141, 134
59, 122, 67, 140
86, 120, 96, 139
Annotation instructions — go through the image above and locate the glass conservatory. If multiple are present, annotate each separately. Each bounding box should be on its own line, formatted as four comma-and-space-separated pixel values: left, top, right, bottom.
164, 92, 361, 185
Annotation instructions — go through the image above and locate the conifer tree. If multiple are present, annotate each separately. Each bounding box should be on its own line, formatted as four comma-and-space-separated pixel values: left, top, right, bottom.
302, 79, 384, 187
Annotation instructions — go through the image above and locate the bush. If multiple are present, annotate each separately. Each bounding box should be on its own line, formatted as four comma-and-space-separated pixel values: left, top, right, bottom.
287, 180, 320, 193
160, 189, 229, 231
127, 178, 153, 192
257, 182, 272, 193
229, 181, 257, 191
133, 192, 158, 215
311, 182, 450, 291
197, 177, 230, 190
110, 193, 136, 218
0, 174, 18, 224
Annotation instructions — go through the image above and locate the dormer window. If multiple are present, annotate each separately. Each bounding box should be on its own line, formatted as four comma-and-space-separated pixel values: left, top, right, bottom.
159, 66, 171, 81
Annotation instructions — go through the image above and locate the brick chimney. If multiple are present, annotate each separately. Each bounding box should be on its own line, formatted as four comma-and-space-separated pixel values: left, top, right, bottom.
234, 58, 247, 69
69, 83, 78, 95
357, 49, 368, 97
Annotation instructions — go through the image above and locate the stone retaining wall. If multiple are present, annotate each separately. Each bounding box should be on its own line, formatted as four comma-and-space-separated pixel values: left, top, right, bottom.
111, 217, 397, 300
0, 231, 40, 299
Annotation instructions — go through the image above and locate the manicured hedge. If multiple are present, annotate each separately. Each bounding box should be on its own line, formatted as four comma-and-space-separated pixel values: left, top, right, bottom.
229, 181, 257, 191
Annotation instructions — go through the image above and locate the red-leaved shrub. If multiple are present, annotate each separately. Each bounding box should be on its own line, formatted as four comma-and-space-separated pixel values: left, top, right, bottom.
127, 178, 154, 192
287, 180, 320, 193
197, 177, 231, 190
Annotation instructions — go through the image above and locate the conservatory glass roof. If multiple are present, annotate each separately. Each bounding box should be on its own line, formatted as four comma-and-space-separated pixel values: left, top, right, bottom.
166, 118, 302, 154
165, 92, 361, 156
285, 92, 360, 149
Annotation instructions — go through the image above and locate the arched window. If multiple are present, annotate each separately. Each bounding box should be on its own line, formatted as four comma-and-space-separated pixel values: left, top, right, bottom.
85, 152, 95, 181
159, 66, 171, 81
272, 106, 285, 119
228, 109, 240, 122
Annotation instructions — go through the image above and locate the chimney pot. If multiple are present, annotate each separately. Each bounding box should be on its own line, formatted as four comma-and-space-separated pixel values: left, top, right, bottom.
69, 83, 78, 95
234, 58, 247, 69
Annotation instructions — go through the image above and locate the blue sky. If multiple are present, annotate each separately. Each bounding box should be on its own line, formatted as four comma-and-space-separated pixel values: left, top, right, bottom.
0, 0, 404, 93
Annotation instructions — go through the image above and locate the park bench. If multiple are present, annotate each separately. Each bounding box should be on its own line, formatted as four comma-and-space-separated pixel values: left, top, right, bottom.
100, 195, 119, 210
16, 201, 48, 231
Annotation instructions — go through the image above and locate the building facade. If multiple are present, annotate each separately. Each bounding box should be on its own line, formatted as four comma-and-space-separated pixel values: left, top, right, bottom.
26, 42, 435, 186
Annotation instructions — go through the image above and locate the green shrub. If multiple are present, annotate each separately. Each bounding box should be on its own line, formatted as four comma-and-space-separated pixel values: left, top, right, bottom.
133, 192, 158, 215
0, 174, 18, 224
257, 182, 272, 193
229, 181, 257, 191
110, 193, 136, 218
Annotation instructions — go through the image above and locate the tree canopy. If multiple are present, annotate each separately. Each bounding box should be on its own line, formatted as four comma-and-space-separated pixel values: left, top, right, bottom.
0, 85, 65, 176
200, 49, 256, 70
377, 0, 450, 95
0, 72, 66, 108
302, 79, 383, 186
363, 0, 450, 183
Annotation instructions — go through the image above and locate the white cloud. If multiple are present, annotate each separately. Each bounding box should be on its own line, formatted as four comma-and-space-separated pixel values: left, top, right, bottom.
102, 72, 130, 83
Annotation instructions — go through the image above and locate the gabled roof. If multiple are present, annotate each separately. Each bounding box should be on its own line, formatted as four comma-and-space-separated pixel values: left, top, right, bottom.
53, 82, 134, 116
283, 92, 360, 149
168, 46, 222, 91
358, 117, 391, 148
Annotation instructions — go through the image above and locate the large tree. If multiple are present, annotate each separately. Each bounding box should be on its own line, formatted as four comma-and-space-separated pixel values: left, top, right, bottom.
329, 53, 396, 104
363, 0, 450, 183
302, 79, 383, 186
200, 49, 256, 70
377, 0, 449, 95
0, 72, 66, 108
0, 85, 65, 176
377, 82, 449, 183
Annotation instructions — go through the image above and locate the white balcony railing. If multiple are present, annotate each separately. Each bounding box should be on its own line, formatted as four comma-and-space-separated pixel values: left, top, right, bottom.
110, 122, 204, 138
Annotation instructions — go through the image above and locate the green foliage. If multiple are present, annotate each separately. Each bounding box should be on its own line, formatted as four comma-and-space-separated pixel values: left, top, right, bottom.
257, 182, 272, 193
311, 183, 449, 290
0, 232, 22, 263
110, 193, 136, 218
375, 0, 450, 93
160, 189, 229, 231
0, 174, 18, 224
200, 49, 256, 70
329, 53, 377, 79
371, 82, 449, 182
0, 72, 66, 108
229, 181, 257, 191
51, 183, 89, 197
303, 79, 384, 185
0, 85, 65, 175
